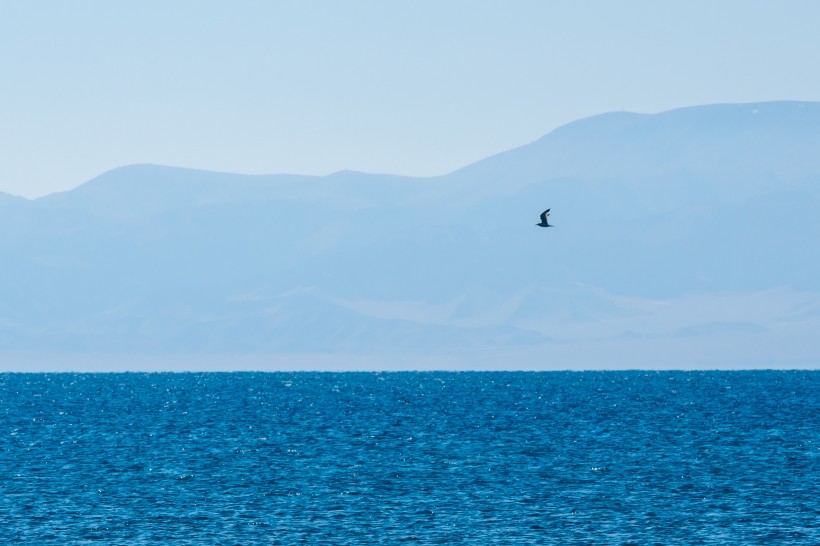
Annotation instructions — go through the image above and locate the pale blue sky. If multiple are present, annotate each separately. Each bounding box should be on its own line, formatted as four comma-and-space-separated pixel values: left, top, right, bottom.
2, 0, 819, 198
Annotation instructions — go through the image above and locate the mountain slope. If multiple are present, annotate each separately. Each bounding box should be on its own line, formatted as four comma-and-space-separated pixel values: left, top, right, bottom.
1, 101, 819, 367
448, 101, 820, 191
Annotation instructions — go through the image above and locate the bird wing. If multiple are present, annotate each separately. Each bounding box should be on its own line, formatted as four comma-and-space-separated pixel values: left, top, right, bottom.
540, 209, 550, 222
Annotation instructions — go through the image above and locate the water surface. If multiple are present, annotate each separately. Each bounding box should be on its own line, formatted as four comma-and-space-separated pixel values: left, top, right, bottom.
1, 371, 817, 544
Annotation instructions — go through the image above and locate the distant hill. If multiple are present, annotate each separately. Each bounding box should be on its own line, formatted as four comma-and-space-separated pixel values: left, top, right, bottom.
1, 101, 819, 369
449, 101, 820, 188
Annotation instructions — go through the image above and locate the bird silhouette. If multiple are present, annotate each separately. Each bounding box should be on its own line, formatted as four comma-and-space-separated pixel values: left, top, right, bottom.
536, 209, 552, 228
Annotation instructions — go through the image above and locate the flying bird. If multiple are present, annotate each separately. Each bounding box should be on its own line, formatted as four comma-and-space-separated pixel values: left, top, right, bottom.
536, 209, 552, 228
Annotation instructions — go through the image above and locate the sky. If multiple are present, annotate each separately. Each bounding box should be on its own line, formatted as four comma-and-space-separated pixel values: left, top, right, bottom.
2, 0, 819, 198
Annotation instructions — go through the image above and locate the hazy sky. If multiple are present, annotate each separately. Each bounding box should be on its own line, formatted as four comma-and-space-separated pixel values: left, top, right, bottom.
2, 0, 819, 198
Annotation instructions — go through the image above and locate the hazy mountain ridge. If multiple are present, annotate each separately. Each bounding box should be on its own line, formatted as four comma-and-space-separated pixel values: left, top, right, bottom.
2, 101, 819, 368
452, 101, 820, 183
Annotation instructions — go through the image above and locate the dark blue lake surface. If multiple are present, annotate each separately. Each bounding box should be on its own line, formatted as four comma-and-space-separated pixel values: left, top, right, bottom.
1, 371, 817, 544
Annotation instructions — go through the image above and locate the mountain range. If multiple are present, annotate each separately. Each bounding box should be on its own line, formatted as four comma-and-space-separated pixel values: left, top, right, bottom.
2, 101, 819, 370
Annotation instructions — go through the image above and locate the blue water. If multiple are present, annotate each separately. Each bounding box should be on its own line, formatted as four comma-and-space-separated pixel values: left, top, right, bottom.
1, 371, 817, 544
